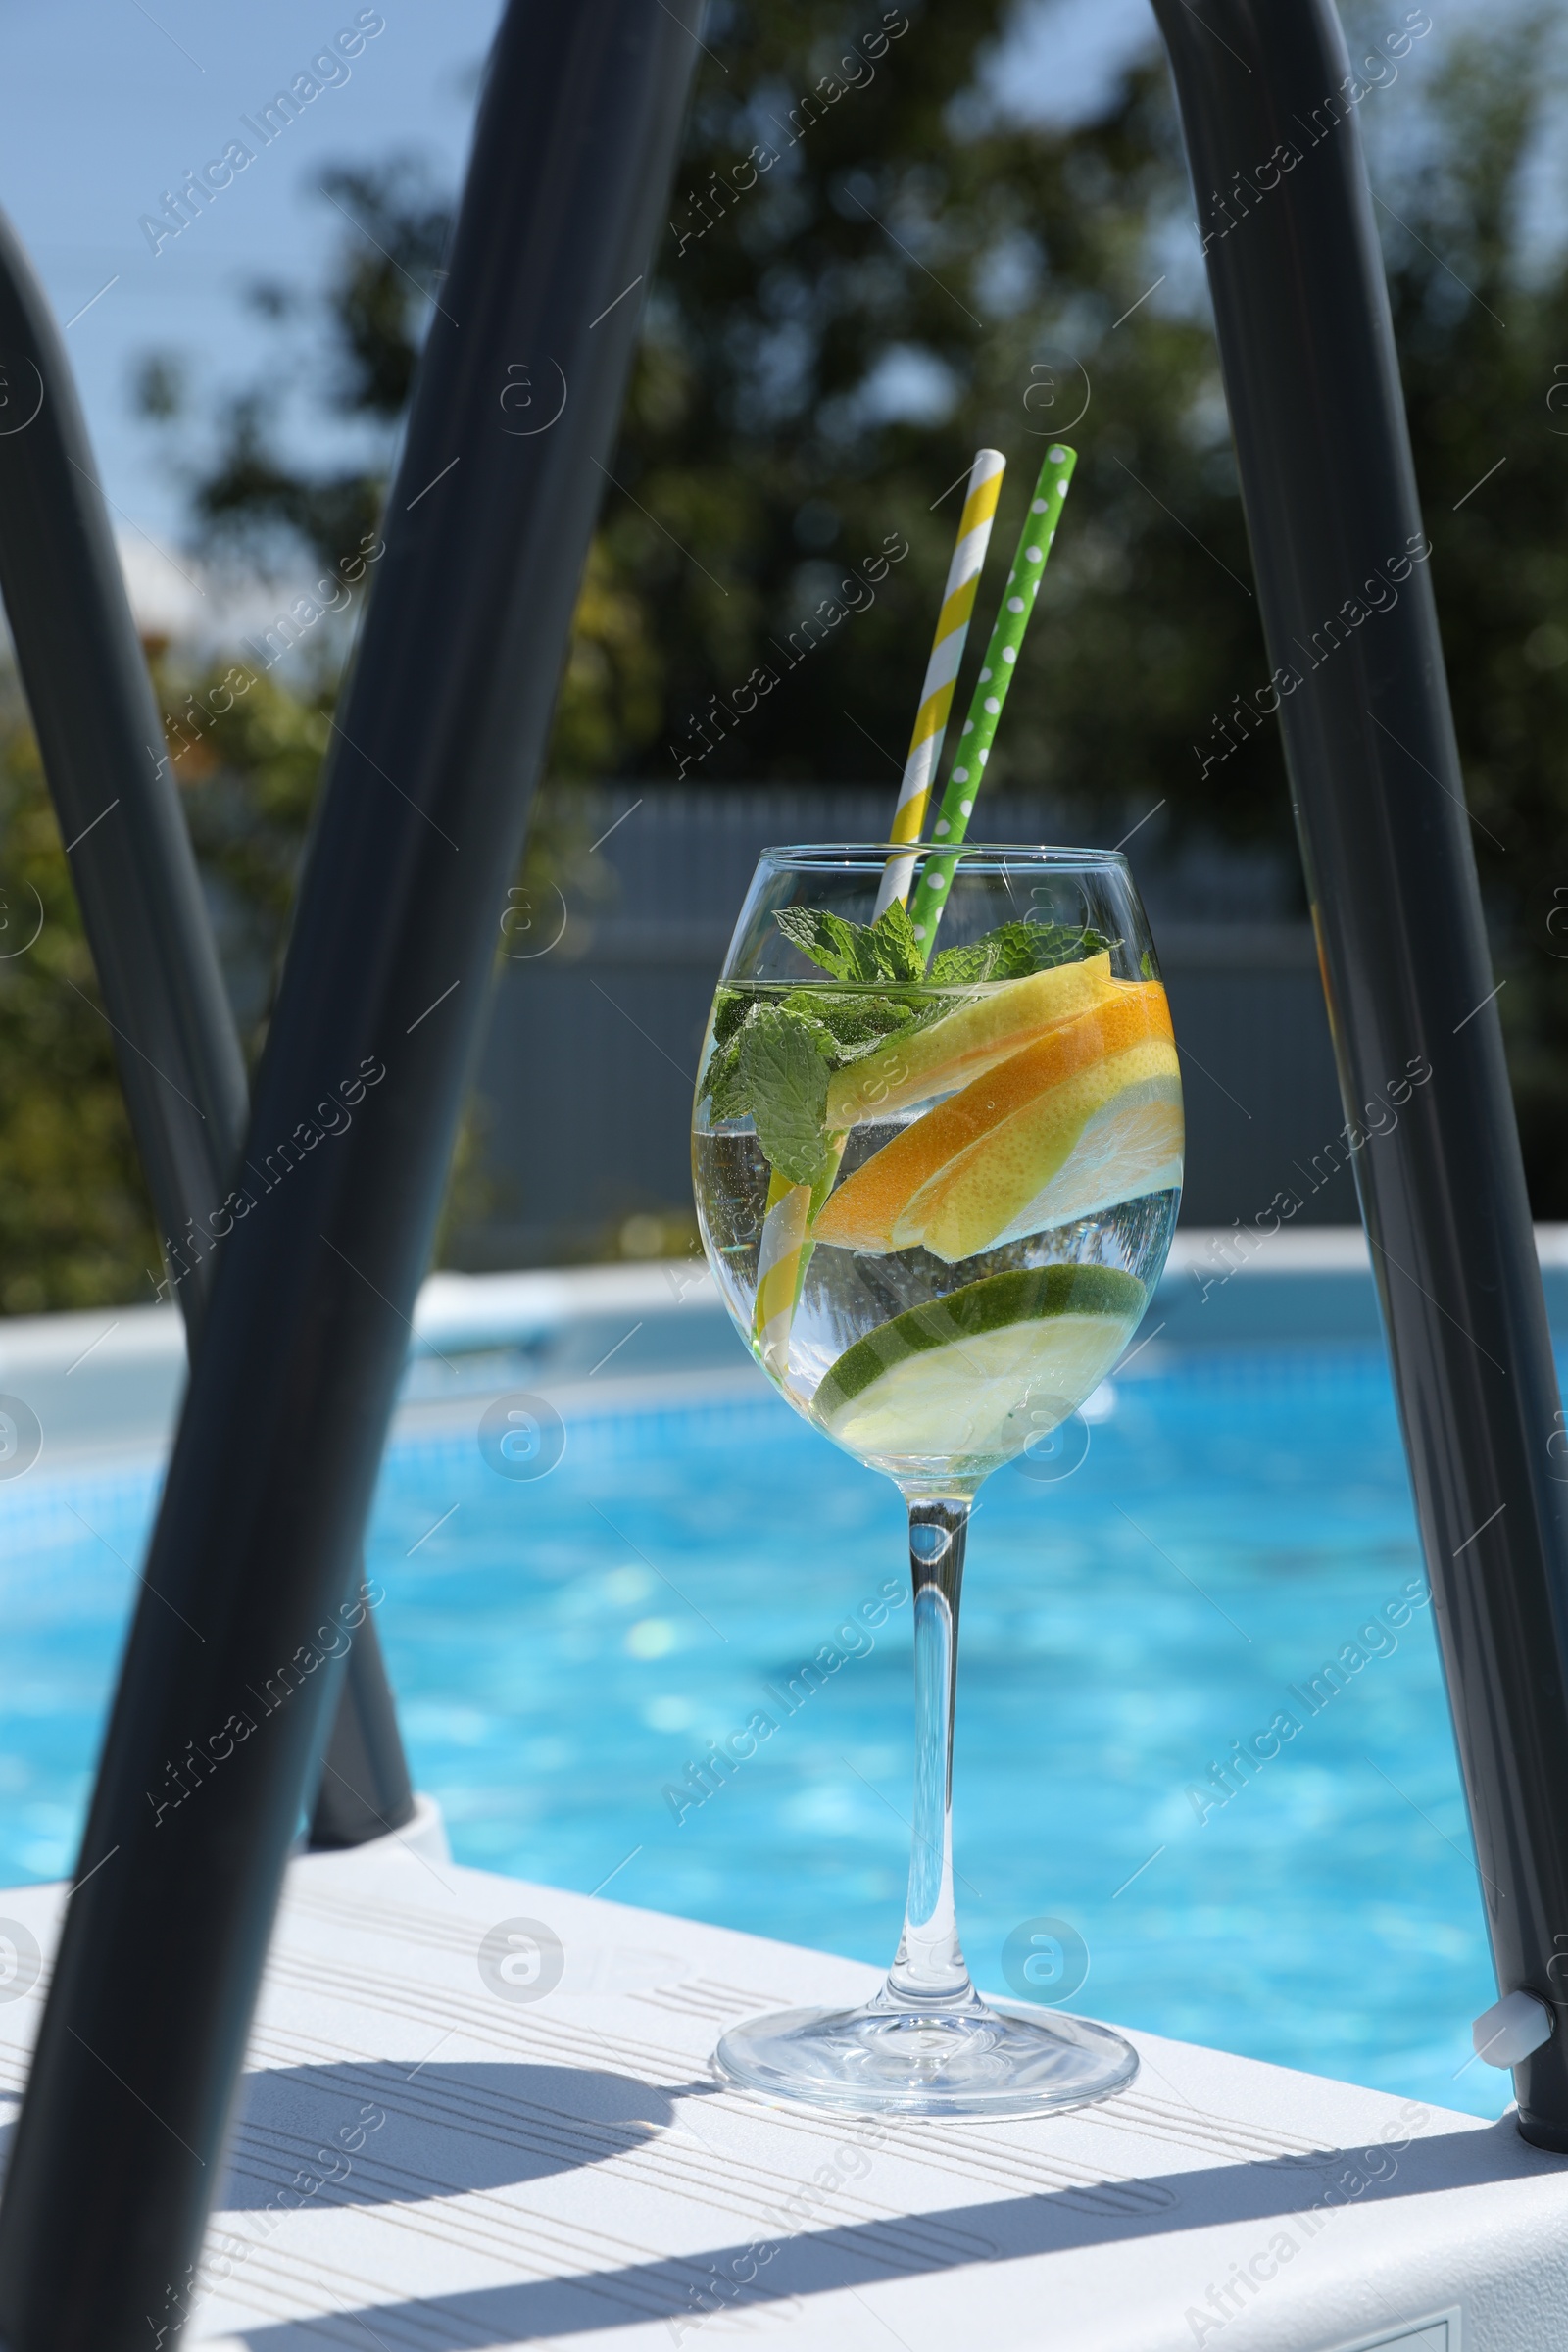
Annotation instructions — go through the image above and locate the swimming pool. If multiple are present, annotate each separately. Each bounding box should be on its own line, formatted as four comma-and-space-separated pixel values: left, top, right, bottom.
0, 1307, 1511, 2125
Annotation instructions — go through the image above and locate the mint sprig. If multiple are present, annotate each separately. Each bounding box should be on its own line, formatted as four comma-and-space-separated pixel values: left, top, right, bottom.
774, 900, 924, 984
735, 1006, 833, 1186
929, 918, 1112, 985
703, 909, 1114, 1188
777, 903, 1110, 988
780, 989, 919, 1059
710, 987, 752, 1052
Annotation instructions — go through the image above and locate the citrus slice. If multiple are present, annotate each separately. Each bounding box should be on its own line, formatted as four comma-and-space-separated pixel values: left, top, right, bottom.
811, 981, 1175, 1260
812, 1264, 1145, 1465
987, 1078, 1184, 1246
909, 1042, 1181, 1262
824, 953, 1112, 1128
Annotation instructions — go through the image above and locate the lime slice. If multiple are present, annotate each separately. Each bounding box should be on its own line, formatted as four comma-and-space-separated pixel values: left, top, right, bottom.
812, 1265, 1145, 1466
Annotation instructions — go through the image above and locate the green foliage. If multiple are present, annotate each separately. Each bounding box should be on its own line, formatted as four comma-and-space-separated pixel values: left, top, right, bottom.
780, 986, 917, 1050
706, 969, 905, 1126
165, 661, 334, 1044
774, 898, 925, 981
610, 2, 1275, 825
6, 0, 1568, 1315
0, 699, 159, 1311
707, 904, 1111, 1186
928, 919, 1112, 984
1375, 15, 1568, 1208
173, 164, 450, 573
774, 899, 1109, 986
736, 1004, 835, 1182
139, 5, 1568, 931
136, 162, 662, 783
0, 656, 352, 1311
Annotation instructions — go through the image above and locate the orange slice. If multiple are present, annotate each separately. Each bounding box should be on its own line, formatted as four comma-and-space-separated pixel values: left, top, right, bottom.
912, 1054, 1182, 1261
824, 953, 1112, 1127
810, 980, 1176, 1259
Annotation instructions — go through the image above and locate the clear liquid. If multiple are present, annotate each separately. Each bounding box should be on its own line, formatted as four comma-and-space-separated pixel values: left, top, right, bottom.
693, 980, 1181, 1494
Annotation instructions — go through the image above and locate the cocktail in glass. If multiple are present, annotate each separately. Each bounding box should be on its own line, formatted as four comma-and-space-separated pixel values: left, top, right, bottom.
692, 843, 1182, 2115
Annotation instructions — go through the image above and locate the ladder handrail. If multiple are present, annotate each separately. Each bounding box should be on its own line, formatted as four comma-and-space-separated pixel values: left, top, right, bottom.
0, 1, 701, 2338
1154, 0, 1568, 2148
0, 207, 413, 1859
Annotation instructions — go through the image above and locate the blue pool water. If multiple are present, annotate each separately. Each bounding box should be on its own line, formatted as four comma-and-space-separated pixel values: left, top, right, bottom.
2, 1340, 1510, 2122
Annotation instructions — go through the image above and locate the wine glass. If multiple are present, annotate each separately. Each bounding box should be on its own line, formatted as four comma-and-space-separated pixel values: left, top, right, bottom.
691, 842, 1182, 2116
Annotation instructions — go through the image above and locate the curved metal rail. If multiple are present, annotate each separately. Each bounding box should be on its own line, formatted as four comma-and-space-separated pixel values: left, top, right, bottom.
0, 0, 700, 2339
0, 207, 413, 1857
1153, 0, 1568, 2147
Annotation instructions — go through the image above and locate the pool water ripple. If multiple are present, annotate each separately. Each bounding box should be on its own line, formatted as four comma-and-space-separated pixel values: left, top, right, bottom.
0, 1339, 1510, 2119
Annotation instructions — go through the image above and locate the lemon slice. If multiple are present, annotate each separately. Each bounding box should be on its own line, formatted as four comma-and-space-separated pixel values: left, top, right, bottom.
910, 1049, 1182, 1262
812, 980, 1177, 1261
824, 954, 1112, 1128
989, 1076, 1184, 1245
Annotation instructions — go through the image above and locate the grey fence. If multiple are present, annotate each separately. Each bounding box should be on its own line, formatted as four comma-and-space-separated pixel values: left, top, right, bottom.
450, 788, 1353, 1266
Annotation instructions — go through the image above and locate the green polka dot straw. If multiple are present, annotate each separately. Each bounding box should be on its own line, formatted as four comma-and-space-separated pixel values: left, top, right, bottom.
908, 444, 1078, 954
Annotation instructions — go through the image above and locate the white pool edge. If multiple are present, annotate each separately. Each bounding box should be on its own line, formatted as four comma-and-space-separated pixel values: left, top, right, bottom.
5, 1228, 1568, 1466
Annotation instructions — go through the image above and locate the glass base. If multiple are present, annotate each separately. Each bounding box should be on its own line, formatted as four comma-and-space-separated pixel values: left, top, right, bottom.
712, 1995, 1139, 2119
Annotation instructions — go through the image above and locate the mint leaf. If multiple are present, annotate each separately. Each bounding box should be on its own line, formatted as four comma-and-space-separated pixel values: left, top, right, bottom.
782, 989, 917, 1054
738, 1006, 832, 1185
713, 921, 1109, 1133
705, 1030, 752, 1124
929, 920, 1113, 985
869, 899, 924, 981
705, 997, 836, 1127
710, 987, 751, 1051
773, 906, 862, 979
702, 989, 763, 1120
779, 905, 1114, 991
774, 900, 926, 984
926, 935, 1010, 985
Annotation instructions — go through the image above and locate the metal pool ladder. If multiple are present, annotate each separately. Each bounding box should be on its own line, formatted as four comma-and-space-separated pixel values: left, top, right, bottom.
0, 0, 1561, 2342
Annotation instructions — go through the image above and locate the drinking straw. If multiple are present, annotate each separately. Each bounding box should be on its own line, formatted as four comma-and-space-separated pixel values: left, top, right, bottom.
907, 443, 1078, 955
873, 447, 1006, 918
753, 448, 1003, 1362
751, 448, 1015, 1369
753, 1146, 843, 1368
754, 1166, 812, 1375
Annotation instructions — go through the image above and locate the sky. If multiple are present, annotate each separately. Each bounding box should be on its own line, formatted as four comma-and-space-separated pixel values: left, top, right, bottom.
0, 0, 509, 623
0, 0, 1510, 632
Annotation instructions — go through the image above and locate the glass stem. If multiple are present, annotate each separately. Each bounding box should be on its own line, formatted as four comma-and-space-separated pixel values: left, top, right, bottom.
884, 1495, 980, 2011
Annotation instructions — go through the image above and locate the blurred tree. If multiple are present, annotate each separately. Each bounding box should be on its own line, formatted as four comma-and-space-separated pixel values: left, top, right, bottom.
136, 158, 664, 781
147, 4, 1568, 1199
1375, 15, 1568, 1207
139, 9, 1279, 835
0, 692, 159, 1311
3, 0, 1565, 1313
606, 0, 1274, 835
172, 162, 450, 573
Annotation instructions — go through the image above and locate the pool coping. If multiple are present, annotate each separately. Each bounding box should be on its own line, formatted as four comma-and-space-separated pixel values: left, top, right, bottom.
0, 1833, 1556, 2350
4, 1228, 1567, 1465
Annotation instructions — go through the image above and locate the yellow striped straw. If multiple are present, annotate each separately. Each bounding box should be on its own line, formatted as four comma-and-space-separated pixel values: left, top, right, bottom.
753, 454, 1004, 1370
754, 1168, 811, 1375
873, 447, 1005, 918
